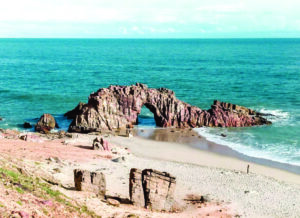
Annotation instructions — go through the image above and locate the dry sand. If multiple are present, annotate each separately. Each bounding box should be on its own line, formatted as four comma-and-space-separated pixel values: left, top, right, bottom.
107, 134, 300, 217
110, 133, 300, 185
0, 130, 300, 217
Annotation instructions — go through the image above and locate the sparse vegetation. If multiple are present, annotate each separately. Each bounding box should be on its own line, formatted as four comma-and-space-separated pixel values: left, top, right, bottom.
0, 165, 99, 217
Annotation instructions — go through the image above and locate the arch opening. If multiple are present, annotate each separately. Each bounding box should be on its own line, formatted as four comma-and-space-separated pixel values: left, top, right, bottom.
137, 105, 156, 127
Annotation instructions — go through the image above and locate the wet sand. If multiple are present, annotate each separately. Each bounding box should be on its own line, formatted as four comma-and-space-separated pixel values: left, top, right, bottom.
133, 127, 300, 175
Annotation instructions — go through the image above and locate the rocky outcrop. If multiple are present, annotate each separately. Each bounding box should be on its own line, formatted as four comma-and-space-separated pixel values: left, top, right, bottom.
92, 137, 110, 151
35, 114, 59, 133
64, 102, 85, 120
129, 168, 176, 211
129, 169, 144, 207
67, 83, 271, 133
74, 169, 106, 198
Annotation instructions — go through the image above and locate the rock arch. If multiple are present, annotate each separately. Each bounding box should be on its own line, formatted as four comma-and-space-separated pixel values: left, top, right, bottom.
66, 83, 271, 133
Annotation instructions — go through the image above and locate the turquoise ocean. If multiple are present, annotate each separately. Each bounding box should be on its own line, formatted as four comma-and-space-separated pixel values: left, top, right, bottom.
0, 39, 299, 166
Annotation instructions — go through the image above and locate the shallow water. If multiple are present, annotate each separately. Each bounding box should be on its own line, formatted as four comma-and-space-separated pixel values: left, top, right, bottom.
0, 38, 299, 166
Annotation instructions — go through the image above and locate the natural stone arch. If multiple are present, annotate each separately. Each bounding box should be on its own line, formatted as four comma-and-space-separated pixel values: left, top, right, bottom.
66, 83, 271, 133
136, 103, 157, 126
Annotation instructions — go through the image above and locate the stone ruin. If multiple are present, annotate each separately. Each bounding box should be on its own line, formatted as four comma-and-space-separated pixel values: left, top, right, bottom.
65, 83, 271, 133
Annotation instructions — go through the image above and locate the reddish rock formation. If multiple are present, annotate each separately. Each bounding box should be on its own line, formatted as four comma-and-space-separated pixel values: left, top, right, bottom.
67, 83, 271, 132
142, 169, 176, 211
74, 169, 106, 198
92, 137, 110, 151
64, 102, 85, 120
129, 168, 176, 211
129, 168, 144, 208
35, 114, 59, 133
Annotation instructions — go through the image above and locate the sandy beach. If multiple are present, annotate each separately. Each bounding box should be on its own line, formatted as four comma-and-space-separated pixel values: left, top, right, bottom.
0, 129, 299, 217
130, 128, 300, 184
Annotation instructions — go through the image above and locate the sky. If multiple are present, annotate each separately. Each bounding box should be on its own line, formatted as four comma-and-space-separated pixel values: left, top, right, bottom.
0, 0, 300, 38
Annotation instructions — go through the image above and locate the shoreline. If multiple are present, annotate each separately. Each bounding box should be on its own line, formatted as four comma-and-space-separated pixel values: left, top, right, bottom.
1, 129, 300, 216
1, 123, 299, 176
133, 127, 300, 176
100, 127, 300, 185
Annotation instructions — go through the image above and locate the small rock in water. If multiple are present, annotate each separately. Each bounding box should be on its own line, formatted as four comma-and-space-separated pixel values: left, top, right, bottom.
23, 122, 32, 128
221, 133, 227, 137
35, 113, 59, 133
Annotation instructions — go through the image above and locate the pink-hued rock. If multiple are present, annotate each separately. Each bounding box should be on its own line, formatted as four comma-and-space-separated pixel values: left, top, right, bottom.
93, 137, 110, 151
129, 168, 176, 211
35, 114, 59, 133
129, 168, 144, 208
67, 83, 271, 132
142, 169, 176, 211
74, 169, 106, 198
64, 102, 85, 119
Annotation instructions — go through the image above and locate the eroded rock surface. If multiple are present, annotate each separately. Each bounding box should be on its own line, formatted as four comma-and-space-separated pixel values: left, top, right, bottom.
67, 83, 271, 132
129, 168, 176, 211
74, 169, 106, 198
35, 114, 59, 133
93, 137, 110, 151
64, 102, 85, 120
143, 169, 176, 211
129, 168, 144, 208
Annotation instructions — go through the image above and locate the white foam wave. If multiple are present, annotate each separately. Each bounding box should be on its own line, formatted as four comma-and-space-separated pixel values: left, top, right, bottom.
194, 127, 300, 167
258, 108, 290, 122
